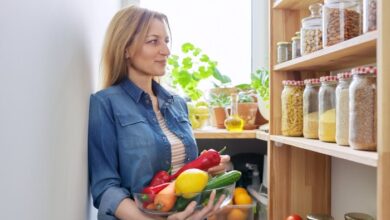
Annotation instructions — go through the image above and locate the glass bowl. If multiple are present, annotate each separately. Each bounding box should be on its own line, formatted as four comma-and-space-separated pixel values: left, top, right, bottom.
133, 183, 235, 217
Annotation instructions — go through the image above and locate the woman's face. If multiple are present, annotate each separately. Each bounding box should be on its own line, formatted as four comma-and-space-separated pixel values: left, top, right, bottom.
129, 18, 170, 77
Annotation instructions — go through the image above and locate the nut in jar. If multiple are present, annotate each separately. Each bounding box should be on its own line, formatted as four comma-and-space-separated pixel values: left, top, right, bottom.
323, 0, 362, 47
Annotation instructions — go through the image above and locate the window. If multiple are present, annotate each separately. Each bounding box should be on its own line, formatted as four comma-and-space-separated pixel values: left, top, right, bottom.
140, 0, 252, 85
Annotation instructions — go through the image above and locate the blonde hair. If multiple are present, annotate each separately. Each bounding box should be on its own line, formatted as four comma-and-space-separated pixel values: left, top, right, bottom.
100, 5, 169, 89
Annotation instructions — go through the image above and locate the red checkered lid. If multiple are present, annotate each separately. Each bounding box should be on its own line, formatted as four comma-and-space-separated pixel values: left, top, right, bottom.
304, 78, 321, 85
282, 80, 304, 86
337, 72, 352, 80
320, 75, 338, 82
351, 66, 377, 75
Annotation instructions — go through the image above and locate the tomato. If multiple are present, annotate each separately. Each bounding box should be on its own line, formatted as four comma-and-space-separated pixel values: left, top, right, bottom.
286, 214, 303, 220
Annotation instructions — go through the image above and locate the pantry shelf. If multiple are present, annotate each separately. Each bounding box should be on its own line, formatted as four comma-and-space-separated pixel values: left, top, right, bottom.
274, 31, 377, 71
273, 0, 322, 9
193, 127, 258, 139
270, 135, 378, 167
256, 130, 270, 141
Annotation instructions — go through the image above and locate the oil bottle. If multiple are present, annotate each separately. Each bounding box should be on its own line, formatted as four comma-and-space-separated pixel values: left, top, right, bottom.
224, 93, 244, 131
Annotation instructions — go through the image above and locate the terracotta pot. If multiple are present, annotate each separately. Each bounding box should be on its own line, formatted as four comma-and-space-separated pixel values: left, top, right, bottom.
237, 103, 259, 130
211, 106, 227, 129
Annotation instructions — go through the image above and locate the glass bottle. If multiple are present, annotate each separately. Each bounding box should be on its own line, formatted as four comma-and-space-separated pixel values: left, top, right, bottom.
277, 42, 290, 63
349, 66, 377, 151
363, 0, 377, 33
303, 78, 320, 139
224, 93, 244, 132
301, 3, 323, 55
323, 0, 362, 47
281, 80, 304, 136
336, 72, 352, 146
319, 76, 338, 142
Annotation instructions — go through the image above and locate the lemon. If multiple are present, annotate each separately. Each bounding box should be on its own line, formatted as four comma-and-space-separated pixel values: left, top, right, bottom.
175, 168, 209, 198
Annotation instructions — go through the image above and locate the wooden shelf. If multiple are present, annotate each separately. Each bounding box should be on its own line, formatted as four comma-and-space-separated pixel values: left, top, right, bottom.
256, 130, 270, 141
274, 31, 377, 71
270, 135, 378, 167
193, 127, 258, 139
273, 0, 322, 9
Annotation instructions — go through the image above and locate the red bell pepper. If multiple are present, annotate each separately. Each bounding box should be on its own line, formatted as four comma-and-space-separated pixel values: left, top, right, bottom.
170, 146, 226, 180
149, 170, 171, 186
141, 182, 170, 208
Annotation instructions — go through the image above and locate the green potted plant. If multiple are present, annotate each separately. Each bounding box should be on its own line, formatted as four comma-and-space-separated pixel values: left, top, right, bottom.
167, 42, 231, 101
251, 68, 270, 121
208, 93, 231, 128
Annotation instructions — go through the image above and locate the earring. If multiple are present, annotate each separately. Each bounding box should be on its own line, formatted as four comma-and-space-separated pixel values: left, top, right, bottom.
125, 50, 129, 59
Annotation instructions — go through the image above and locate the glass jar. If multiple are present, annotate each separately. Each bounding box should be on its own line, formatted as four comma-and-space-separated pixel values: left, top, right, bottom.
281, 80, 304, 136
292, 36, 301, 59
307, 214, 334, 220
277, 42, 290, 63
303, 78, 320, 139
301, 3, 323, 55
336, 72, 352, 146
363, 0, 377, 33
319, 76, 338, 142
344, 212, 374, 220
349, 66, 377, 151
323, 0, 362, 47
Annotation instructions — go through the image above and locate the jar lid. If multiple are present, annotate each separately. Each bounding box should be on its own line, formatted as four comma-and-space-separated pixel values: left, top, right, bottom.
337, 72, 352, 80
283, 80, 304, 86
302, 3, 322, 23
320, 75, 338, 82
344, 212, 374, 220
295, 31, 300, 36
292, 36, 300, 41
351, 66, 377, 75
277, 41, 290, 46
304, 78, 320, 85
307, 214, 334, 220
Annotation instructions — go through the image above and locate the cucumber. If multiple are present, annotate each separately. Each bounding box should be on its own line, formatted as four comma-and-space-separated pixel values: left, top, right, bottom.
204, 170, 241, 190
172, 196, 193, 211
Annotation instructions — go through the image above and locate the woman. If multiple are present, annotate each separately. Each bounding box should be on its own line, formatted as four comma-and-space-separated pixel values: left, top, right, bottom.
88, 5, 230, 220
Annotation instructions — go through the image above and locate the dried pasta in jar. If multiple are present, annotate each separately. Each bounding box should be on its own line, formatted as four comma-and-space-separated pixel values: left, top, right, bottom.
281, 80, 304, 136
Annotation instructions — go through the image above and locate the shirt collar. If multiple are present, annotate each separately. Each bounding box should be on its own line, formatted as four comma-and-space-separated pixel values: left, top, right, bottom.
120, 78, 174, 104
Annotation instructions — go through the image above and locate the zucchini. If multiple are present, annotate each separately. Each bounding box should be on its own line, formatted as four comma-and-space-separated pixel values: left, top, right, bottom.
204, 170, 241, 190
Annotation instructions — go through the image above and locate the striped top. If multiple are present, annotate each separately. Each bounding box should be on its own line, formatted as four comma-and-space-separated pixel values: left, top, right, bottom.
155, 111, 185, 174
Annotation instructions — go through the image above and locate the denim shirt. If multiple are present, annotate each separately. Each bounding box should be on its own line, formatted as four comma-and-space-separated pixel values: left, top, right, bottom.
88, 79, 198, 219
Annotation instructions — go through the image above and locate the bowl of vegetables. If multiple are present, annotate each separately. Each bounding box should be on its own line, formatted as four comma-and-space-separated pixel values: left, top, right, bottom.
133, 170, 240, 217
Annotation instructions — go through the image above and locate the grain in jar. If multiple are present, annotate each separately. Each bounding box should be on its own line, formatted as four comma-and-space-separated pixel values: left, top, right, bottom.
363, 0, 377, 33
303, 78, 320, 139
301, 3, 323, 55
349, 66, 377, 151
319, 76, 338, 142
323, 0, 362, 47
281, 80, 304, 136
336, 72, 352, 146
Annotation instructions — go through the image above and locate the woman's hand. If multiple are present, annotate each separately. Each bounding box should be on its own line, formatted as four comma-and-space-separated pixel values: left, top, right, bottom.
207, 154, 231, 176
167, 190, 225, 220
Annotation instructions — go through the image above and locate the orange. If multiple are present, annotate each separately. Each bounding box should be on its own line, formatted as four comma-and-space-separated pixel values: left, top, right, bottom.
227, 208, 247, 220
234, 187, 248, 198
234, 193, 253, 205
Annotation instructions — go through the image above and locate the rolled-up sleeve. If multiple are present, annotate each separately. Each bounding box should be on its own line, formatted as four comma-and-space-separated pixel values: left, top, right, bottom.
88, 94, 130, 217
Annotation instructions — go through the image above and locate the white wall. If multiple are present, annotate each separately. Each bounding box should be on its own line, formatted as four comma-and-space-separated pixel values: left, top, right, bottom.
331, 158, 377, 219
0, 1, 119, 219
252, 0, 269, 72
